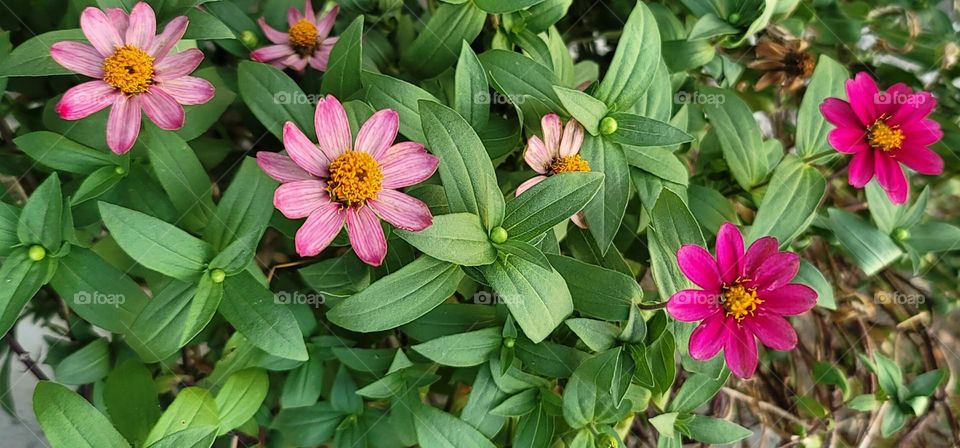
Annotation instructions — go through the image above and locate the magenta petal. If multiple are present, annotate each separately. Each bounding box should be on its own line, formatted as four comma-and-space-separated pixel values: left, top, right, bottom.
380, 142, 439, 189
157, 77, 215, 105
724, 323, 758, 378
761, 284, 817, 316
154, 48, 203, 80
875, 154, 908, 204
274, 180, 329, 219
150, 16, 188, 61
80, 7, 123, 56
894, 145, 944, 175
847, 150, 875, 188
355, 109, 399, 160
845, 72, 881, 126
715, 222, 744, 284
689, 313, 726, 360
888, 92, 936, 126
515, 175, 547, 196
283, 122, 328, 177
741, 236, 778, 281
901, 119, 943, 146
49, 41, 104, 78
346, 206, 387, 266
368, 190, 433, 231
106, 95, 142, 154
667, 289, 721, 322
295, 202, 344, 257
750, 251, 800, 291
126, 2, 156, 49
676, 245, 722, 291
258, 18, 289, 44
558, 119, 584, 158
256, 152, 315, 183
541, 113, 562, 156
55, 81, 118, 120
105, 8, 129, 36
743, 314, 797, 351
524, 136, 551, 174
287, 5, 303, 26
141, 88, 185, 130
819, 98, 862, 129
314, 95, 352, 159
827, 128, 869, 154
251, 44, 295, 63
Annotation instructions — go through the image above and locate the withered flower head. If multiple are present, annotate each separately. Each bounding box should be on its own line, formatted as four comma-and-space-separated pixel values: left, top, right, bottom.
749, 38, 816, 92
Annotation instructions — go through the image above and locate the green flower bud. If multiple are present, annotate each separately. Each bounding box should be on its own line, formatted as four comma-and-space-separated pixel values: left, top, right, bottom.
728, 12, 741, 23
240, 30, 258, 48
600, 116, 618, 135
490, 226, 508, 244
114, 165, 127, 175
28, 245, 46, 262
503, 337, 516, 348
893, 227, 910, 241
210, 268, 226, 284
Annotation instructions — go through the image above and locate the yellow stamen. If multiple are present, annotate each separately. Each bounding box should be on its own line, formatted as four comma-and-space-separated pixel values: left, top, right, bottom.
867, 120, 904, 152
721, 283, 762, 322
327, 151, 383, 206
549, 154, 590, 174
288, 19, 318, 52
102, 45, 154, 94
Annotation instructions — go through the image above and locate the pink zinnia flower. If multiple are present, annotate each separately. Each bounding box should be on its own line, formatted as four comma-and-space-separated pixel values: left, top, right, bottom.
820, 72, 944, 204
50, 2, 215, 154
517, 113, 589, 228
666, 223, 817, 378
251, 0, 338, 72
256, 95, 438, 266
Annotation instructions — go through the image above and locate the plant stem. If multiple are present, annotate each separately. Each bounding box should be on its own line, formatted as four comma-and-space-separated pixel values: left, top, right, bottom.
5, 335, 48, 381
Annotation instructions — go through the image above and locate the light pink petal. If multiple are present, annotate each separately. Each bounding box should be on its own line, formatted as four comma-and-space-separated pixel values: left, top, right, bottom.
303, 0, 315, 23
570, 211, 588, 229
761, 284, 817, 316
141, 88, 185, 130
126, 2, 156, 49
558, 119, 584, 158
105, 8, 129, 36
256, 152, 315, 183
380, 142, 439, 189
283, 122, 328, 177
819, 98, 862, 129
689, 313, 726, 360
888, 92, 935, 126
314, 95, 352, 158
901, 119, 943, 146
845, 72, 881, 126
515, 175, 546, 196
55, 81, 118, 120
296, 202, 345, 257
257, 18, 289, 44
251, 44, 296, 63
154, 48, 203, 80
827, 128, 869, 154
157, 76, 215, 105
308, 41, 334, 71
355, 109, 399, 160
106, 95, 142, 154
715, 222, 744, 284
894, 145, 944, 175
368, 190, 433, 231
875, 153, 908, 204
315, 6, 338, 38
288, 55, 309, 72
524, 136, 551, 174
741, 237, 778, 281
540, 113, 562, 157
743, 314, 797, 351
274, 180, 329, 219
748, 251, 799, 291
667, 289, 721, 322
80, 7, 123, 56
50, 41, 104, 78
346, 206, 387, 266
847, 149, 875, 188
287, 6, 303, 26
724, 323, 758, 378
149, 16, 188, 62
677, 245, 722, 291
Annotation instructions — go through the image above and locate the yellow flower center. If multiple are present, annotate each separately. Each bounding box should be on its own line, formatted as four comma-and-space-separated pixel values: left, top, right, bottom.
327, 151, 383, 206
288, 19, 318, 52
102, 45, 155, 94
867, 120, 904, 152
721, 283, 762, 322
549, 155, 590, 175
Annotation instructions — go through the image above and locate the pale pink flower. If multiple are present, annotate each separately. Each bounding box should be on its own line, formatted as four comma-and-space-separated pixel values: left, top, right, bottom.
251, 0, 338, 72
517, 113, 589, 228
50, 2, 215, 154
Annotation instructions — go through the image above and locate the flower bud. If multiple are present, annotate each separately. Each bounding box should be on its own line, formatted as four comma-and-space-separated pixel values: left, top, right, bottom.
240, 30, 258, 48
893, 227, 910, 241
490, 226, 508, 244
210, 269, 226, 284
28, 245, 46, 262
600, 116, 618, 135
502, 337, 515, 348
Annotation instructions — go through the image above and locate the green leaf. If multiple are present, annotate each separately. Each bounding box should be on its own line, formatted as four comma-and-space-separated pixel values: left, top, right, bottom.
490, 388, 539, 417
72, 165, 126, 206
477, 49, 564, 120
796, 55, 848, 158
475, 0, 545, 13
139, 126, 215, 231
462, 364, 509, 437
237, 61, 314, 141
175, 67, 236, 141
328, 256, 464, 332
480, 255, 573, 343
402, 3, 486, 77
99, 202, 215, 281
748, 156, 826, 246
14, 132, 119, 174
701, 87, 768, 190
847, 394, 880, 412
412, 327, 502, 367
562, 348, 633, 428
419, 101, 505, 230
547, 254, 638, 321
667, 371, 729, 413
299, 253, 371, 298
182, 7, 237, 40
455, 42, 490, 131
272, 402, 342, 446
554, 86, 607, 135
203, 157, 278, 251
320, 16, 363, 99
396, 213, 497, 266
503, 172, 603, 241
873, 353, 904, 400
688, 13, 739, 40
515, 338, 589, 378
125, 279, 221, 363
517, 0, 572, 33
565, 318, 620, 352
679, 415, 752, 444
794, 260, 835, 310
623, 146, 689, 185
33, 381, 130, 448
593, 2, 660, 110
607, 112, 693, 148
144, 387, 220, 446
0, 249, 55, 337
513, 402, 554, 447
0, 29, 85, 77
214, 368, 268, 435
580, 135, 630, 253
362, 71, 439, 144
907, 369, 945, 398
18, 174, 63, 249
494, 239, 551, 271
414, 405, 497, 448
220, 270, 308, 361
54, 338, 110, 385
104, 360, 161, 447
281, 347, 324, 407
880, 404, 907, 437
208, 233, 258, 275
827, 209, 903, 276
906, 222, 960, 253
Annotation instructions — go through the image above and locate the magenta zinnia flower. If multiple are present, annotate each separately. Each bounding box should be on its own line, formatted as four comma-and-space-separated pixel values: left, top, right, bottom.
820, 72, 944, 204
50, 2, 215, 154
517, 113, 589, 228
251, 0, 338, 72
256, 95, 438, 266
666, 223, 817, 378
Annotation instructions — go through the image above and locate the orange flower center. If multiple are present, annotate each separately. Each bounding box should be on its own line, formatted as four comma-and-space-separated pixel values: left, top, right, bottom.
549, 155, 590, 175
721, 282, 762, 322
102, 45, 154, 94
288, 19, 318, 52
327, 151, 383, 206
867, 120, 904, 152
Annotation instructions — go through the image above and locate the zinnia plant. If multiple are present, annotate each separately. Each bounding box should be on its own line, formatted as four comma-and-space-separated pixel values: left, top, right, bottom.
251, 0, 339, 72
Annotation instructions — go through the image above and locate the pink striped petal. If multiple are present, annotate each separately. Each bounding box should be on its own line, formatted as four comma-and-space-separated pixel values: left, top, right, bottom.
314, 95, 352, 158
80, 7, 123, 56
761, 284, 817, 316
288, 55, 309, 72
126, 2, 156, 49
308, 41, 334, 71
296, 202, 344, 257
346, 206, 387, 266
105, 8, 129, 36
715, 223, 744, 284
274, 180, 329, 219
524, 136, 551, 174
749, 251, 799, 291
677, 245, 722, 291
150, 16, 188, 61
287, 6, 303, 26
742, 236, 777, 281
845, 72, 881, 126
257, 18, 289, 44
141, 88, 185, 130
283, 122, 328, 177
540, 113, 562, 156
251, 44, 295, 63
154, 48, 203, 80
894, 145, 943, 175
303, 0, 315, 23
724, 323, 758, 378
515, 175, 546, 196
315, 6, 338, 38
827, 128, 869, 154
50, 41, 104, 78
819, 98, 861, 129
689, 313, 726, 360
744, 314, 797, 351
356, 109, 399, 160
875, 153, 908, 204
380, 142, 439, 189
558, 119, 584, 157
847, 149, 875, 188
256, 152, 315, 183
106, 95, 142, 154
667, 289, 721, 322
157, 77, 214, 105
55, 80, 118, 120
368, 190, 432, 231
